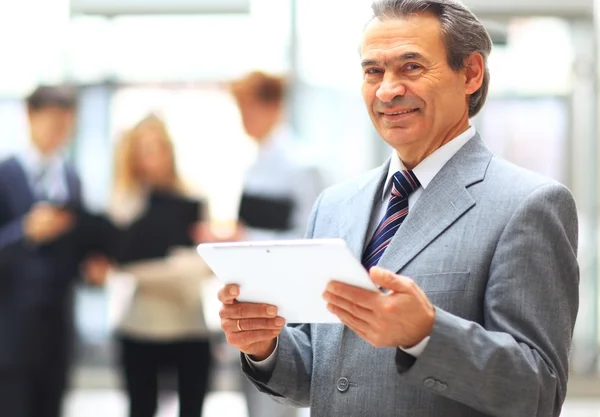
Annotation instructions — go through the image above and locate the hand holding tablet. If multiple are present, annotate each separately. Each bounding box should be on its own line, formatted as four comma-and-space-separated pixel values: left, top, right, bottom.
197, 238, 378, 323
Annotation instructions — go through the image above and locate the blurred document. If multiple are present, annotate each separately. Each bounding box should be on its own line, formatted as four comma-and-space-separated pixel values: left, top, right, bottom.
106, 271, 137, 331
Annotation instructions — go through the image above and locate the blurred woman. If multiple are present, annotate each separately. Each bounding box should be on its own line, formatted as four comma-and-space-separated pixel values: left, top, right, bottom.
108, 115, 213, 417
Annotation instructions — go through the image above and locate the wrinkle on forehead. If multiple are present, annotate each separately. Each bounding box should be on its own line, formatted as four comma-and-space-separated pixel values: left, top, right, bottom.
360, 14, 445, 59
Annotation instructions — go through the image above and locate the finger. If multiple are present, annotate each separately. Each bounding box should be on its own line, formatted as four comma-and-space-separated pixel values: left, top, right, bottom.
218, 284, 240, 304
323, 290, 374, 321
51, 219, 73, 235
327, 303, 370, 335
219, 303, 278, 320
61, 212, 75, 223
224, 317, 286, 333
325, 281, 379, 309
55, 216, 74, 230
369, 267, 415, 294
226, 330, 280, 346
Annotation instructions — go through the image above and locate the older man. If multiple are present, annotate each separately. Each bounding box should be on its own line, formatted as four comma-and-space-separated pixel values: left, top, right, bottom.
217, 1, 579, 416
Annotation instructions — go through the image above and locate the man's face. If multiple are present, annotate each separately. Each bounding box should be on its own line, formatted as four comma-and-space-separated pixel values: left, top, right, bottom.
28, 107, 75, 154
360, 14, 472, 154
237, 99, 277, 142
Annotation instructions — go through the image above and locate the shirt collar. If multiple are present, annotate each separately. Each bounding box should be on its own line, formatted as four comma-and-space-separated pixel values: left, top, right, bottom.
382, 126, 477, 200
18, 141, 65, 177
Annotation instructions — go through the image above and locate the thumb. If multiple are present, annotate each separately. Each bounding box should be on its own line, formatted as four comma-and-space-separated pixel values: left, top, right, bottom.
369, 266, 413, 293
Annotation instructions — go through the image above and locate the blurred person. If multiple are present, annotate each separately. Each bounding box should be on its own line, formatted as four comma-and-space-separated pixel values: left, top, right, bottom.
216, 1, 580, 416
203, 71, 326, 417
201, 71, 326, 245
101, 115, 214, 417
0, 85, 101, 417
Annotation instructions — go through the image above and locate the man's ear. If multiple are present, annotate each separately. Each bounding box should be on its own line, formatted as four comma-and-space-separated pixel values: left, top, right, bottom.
464, 52, 484, 95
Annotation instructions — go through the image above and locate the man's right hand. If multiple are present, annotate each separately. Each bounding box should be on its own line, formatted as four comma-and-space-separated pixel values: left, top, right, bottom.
218, 284, 285, 361
23, 202, 74, 244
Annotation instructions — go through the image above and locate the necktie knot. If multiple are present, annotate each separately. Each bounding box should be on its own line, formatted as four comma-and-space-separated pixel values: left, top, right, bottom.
391, 170, 420, 199
361, 170, 420, 270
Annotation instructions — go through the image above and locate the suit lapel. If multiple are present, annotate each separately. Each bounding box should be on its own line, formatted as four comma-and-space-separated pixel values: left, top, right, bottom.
6, 157, 36, 212
378, 135, 493, 273
339, 161, 389, 259
333, 163, 388, 360
64, 165, 81, 207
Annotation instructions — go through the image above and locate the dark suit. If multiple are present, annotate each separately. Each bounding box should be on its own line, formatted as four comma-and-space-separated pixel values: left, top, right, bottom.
0, 156, 83, 417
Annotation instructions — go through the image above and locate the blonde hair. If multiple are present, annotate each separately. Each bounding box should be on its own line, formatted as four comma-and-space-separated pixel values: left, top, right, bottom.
113, 114, 185, 194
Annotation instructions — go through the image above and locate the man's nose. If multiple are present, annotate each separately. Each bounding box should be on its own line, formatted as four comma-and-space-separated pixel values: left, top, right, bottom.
376, 77, 407, 103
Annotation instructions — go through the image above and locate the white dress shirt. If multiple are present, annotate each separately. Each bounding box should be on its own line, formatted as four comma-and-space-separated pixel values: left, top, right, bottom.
249, 126, 477, 368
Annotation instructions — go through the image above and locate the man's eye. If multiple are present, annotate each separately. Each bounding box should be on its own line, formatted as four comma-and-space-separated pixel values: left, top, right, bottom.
365, 68, 383, 75
404, 64, 422, 73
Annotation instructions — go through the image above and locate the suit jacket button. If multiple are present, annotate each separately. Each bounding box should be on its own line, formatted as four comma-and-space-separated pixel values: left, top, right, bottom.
439, 383, 448, 392
336, 377, 350, 392
424, 378, 435, 388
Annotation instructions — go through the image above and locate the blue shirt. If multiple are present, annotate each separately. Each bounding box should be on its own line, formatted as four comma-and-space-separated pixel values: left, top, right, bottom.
242, 124, 326, 241
17, 142, 69, 203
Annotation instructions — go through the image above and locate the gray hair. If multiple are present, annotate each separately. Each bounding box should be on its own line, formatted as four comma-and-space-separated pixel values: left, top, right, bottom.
368, 0, 492, 117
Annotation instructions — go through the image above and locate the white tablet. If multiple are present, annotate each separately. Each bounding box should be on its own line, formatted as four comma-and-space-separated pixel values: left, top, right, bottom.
196, 238, 378, 323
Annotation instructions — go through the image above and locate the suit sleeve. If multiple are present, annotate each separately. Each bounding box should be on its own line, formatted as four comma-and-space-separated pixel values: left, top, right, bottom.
240, 191, 325, 407
0, 183, 27, 266
396, 183, 579, 417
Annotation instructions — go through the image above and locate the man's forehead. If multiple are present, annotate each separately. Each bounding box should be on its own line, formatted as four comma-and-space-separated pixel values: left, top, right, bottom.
360, 14, 443, 56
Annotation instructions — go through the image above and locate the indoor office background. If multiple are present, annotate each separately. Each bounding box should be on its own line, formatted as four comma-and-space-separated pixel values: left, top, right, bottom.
1, 0, 600, 415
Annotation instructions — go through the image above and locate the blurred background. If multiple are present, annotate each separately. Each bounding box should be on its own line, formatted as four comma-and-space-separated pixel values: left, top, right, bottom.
1, 0, 600, 415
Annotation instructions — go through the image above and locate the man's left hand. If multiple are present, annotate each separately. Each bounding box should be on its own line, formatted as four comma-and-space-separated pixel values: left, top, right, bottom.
323, 266, 435, 349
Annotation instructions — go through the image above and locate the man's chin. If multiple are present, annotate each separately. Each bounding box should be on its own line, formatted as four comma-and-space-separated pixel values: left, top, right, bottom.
381, 129, 419, 145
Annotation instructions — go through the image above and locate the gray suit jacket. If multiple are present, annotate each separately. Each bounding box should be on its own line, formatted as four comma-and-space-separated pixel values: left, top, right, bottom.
242, 135, 579, 417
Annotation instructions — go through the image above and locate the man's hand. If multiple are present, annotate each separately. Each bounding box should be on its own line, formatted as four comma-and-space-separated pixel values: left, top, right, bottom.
193, 222, 246, 243
82, 254, 112, 286
323, 266, 435, 349
230, 222, 246, 241
23, 202, 74, 244
218, 284, 285, 360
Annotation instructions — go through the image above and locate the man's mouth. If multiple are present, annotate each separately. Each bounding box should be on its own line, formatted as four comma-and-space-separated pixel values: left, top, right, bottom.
381, 108, 419, 116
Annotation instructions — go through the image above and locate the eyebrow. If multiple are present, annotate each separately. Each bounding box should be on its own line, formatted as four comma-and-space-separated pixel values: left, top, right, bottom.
361, 52, 428, 68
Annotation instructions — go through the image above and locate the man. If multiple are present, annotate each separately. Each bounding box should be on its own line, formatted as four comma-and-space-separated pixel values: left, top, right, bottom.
201, 71, 327, 417
0, 85, 103, 417
217, 1, 579, 416
232, 72, 326, 417
233, 71, 326, 243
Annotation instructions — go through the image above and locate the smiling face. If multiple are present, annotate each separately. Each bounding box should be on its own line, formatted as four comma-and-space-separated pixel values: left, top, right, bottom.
361, 13, 483, 167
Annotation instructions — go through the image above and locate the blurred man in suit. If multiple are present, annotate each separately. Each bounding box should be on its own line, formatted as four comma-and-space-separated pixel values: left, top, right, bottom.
0, 85, 101, 417
216, 0, 580, 416
232, 70, 325, 417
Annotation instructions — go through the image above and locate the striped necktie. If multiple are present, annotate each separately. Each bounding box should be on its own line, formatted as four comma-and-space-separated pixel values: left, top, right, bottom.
362, 170, 420, 270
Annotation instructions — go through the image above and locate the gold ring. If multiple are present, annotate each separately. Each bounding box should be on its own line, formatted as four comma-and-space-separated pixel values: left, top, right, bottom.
237, 319, 242, 332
